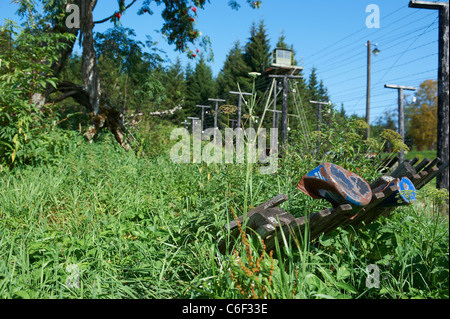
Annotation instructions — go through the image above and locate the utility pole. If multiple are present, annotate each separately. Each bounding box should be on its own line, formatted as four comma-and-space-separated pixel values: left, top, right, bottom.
269, 74, 302, 149
208, 98, 226, 129
409, 0, 449, 191
196, 105, 210, 131
384, 84, 418, 163
366, 40, 371, 140
229, 91, 252, 129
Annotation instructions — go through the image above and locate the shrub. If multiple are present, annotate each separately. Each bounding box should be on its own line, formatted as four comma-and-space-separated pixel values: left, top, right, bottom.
0, 20, 76, 170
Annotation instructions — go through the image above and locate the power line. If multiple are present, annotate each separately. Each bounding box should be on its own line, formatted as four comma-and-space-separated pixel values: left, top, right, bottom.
372, 15, 439, 89
304, 4, 409, 62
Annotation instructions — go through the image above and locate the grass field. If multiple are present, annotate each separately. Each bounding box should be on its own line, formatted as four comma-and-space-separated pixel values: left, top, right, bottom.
0, 132, 448, 299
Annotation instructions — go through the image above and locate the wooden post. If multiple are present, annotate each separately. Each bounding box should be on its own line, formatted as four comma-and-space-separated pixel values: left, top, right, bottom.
384, 84, 417, 163
409, 1, 449, 191
229, 92, 252, 129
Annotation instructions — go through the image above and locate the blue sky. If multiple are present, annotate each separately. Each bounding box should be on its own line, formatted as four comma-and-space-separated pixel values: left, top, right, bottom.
1, 0, 445, 124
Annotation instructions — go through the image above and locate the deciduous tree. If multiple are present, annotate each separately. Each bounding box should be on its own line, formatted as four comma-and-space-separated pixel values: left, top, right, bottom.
11, 0, 261, 149
406, 79, 438, 150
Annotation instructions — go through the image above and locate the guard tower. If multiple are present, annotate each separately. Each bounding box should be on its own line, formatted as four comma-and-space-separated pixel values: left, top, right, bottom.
265, 48, 303, 76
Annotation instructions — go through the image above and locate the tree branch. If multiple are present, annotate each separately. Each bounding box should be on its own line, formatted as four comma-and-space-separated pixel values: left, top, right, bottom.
94, 0, 138, 24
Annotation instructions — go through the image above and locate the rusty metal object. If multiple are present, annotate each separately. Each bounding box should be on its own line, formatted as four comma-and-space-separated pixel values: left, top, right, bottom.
297, 163, 372, 207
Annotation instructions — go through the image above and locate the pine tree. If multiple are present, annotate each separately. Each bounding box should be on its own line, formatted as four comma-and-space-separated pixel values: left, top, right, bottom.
243, 19, 271, 114
162, 56, 186, 121
244, 20, 271, 74
318, 79, 329, 102
184, 54, 217, 117
307, 67, 321, 102
216, 40, 251, 103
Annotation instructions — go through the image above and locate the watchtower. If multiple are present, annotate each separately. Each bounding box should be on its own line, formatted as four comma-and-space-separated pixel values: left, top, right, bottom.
265, 48, 303, 76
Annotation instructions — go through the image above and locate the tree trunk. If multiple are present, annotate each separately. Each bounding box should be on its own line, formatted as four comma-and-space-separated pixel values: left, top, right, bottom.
81, 0, 101, 116
35, 0, 133, 150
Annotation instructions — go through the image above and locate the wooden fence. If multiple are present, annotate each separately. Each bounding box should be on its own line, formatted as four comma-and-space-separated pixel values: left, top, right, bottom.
219, 156, 449, 254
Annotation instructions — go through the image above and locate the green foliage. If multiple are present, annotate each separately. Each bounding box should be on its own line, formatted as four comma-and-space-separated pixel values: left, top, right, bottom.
406, 79, 438, 150
94, 27, 167, 114
184, 55, 217, 115
1, 136, 447, 299
216, 40, 251, 102
0, 20, 76, 170
161, 57, 187, 122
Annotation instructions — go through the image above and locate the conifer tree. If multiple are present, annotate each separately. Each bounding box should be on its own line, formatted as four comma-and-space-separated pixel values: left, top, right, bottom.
216, 40, 251, 103
163, 57, 186, 121
244, 20, 271, 74
307, 67, 321, 102
184, 54, 216, 116
243, 19, 271, 113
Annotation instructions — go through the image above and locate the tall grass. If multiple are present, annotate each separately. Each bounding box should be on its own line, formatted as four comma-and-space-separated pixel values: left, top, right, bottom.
0, 122, 448, 299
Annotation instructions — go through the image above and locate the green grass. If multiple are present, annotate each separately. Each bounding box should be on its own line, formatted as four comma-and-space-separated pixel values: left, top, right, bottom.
405, 149, 437, 162
0, 133, 448, 299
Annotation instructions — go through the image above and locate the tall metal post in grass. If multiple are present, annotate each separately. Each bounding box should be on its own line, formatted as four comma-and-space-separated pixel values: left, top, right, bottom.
384, 84, 417, 163
229, 91, 252, 129
408, 0, 449, 191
